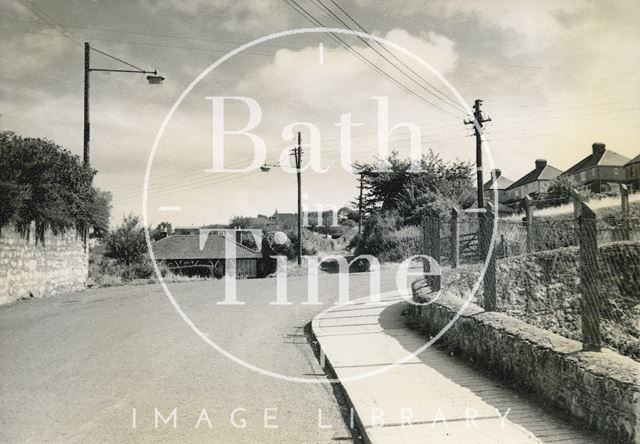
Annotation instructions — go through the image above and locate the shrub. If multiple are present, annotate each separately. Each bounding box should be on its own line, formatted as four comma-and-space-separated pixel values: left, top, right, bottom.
0, 131, 111, 241
355, 212, 422, 262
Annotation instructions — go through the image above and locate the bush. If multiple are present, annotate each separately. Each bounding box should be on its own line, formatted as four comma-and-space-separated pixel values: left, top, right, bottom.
0, 131, 111, 241
104, 214, 147, 267
355, 212, 422, 262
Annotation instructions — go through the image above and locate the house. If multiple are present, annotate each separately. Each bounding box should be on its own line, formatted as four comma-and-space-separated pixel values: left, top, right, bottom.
173, 227, 201, 235
625, 154, 640, 191
562, 143, 630, 194
152, 233, 263, 278
271, 210, 298, 230
505, 159, 563, 202
483, 169, 514, 204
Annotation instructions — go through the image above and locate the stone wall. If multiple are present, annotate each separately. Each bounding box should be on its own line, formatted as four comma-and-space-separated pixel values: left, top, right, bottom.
407, 290, 640, 443
0, 225, 88, 305
441, 242, 640, 361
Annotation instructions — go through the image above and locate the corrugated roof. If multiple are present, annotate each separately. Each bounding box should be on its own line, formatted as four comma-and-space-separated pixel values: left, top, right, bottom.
152, 234, 262, 260
506, 165, 563, 190
564, 148, 629, 175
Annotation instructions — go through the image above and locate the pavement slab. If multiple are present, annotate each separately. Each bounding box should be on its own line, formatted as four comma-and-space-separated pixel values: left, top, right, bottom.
312, 293, 603, 444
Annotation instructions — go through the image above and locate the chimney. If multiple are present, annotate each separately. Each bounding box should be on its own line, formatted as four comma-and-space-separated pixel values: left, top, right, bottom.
535, 159, 547, 170
492, 169, 501, 179
592, 142, 606, 157
235, 227, 242, 244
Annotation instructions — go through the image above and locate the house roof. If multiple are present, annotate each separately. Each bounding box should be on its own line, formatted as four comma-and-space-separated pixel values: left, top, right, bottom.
564, 147, 630, 175
483, 175, 514, 191
626, 154, 640, 166
152, 234, 262, 260
506, 163, 563, 191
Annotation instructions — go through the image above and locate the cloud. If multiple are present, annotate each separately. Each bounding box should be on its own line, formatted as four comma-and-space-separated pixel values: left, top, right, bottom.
142, 0, 291, 33
236, 28, 460, 114
423, 0, 594, 54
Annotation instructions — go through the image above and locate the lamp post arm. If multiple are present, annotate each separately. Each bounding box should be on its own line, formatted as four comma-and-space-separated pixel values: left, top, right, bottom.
89, 68, 158, 74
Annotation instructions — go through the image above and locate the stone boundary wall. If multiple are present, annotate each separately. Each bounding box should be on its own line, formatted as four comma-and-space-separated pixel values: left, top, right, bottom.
0, 225, 88, 305
442, 242, 640, 361
407, 286, 640, 443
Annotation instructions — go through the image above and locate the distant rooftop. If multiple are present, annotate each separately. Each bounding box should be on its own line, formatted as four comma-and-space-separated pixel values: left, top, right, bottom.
564, 143, 630, 175
483, 169, 514, 191
507, 160, 563, 190
153, 234, 261, 260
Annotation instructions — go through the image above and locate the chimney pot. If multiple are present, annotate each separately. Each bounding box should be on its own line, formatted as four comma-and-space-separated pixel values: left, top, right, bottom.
592, 142, 606, 156
535, 159, 547, 170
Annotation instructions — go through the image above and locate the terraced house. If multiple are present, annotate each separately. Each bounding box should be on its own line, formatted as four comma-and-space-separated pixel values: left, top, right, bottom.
562, 142, 630, 194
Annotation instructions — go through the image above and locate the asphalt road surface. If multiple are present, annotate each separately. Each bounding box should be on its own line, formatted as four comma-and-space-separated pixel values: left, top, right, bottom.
0, 269, 401, 443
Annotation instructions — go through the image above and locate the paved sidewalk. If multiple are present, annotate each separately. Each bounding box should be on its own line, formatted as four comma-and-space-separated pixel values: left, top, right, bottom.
312, 293, 601, 444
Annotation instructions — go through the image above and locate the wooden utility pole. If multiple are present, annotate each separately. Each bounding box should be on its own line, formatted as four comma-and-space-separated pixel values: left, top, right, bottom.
524, 195, 534, 253
294, 131, 303, 266
464, 99, 491, 209
358, 174, 364, 236
482, 204, 497, 311
621, 184, 630, 241
84, 42, 91, 166
573, 191, 601, 351
451, 207, 459, 268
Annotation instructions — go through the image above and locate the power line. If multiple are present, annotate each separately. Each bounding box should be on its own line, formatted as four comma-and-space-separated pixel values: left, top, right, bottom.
284, 0, 462, 117
0, 28, 278, 58
0, 16, 308, 50
320, 0, 465, 113
13, 0, 81, 47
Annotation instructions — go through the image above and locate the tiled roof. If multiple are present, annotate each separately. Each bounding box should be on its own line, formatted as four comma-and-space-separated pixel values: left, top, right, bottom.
152, 234, 262, 260
483, 175, 514, 191
564, 149, 629, 175
506, 165, 563, 190
598, 150, 631, 167
625, 154, 640, 166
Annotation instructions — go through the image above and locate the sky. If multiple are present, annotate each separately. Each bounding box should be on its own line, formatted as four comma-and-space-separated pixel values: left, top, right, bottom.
1, 0, 639, 227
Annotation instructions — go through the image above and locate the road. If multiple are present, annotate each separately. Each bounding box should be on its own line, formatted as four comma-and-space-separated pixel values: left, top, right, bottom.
0, 270, 400, 443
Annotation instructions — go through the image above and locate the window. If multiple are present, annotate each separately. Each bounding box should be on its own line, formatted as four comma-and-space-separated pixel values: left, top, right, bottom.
614, 168, 619, 176
580, 171, 585, 181
591, 169, 595, 177
600, 183, 609, 193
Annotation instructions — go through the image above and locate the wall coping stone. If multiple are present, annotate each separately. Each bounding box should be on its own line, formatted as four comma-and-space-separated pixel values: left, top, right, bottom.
411, 283, 640, 442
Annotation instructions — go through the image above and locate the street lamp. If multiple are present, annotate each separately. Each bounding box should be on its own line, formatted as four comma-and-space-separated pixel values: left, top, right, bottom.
84, 42, 165, 166
260, 132, 303, 266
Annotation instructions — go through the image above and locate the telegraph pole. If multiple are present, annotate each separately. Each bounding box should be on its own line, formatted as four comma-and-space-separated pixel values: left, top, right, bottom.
294, 131, 303, 266
464, 99, 491, 209
358, 175, 364, 236
84, 42, 90, 166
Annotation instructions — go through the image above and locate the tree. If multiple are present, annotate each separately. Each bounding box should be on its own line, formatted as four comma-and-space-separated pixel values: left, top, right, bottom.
543, 175, 584, 208
0, 131, 110, 241
88, 189, 112, 239
228, 215, 252, 229
354, 150, 475, 224
104, 214, 147, 267
151, 221, 172, 241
